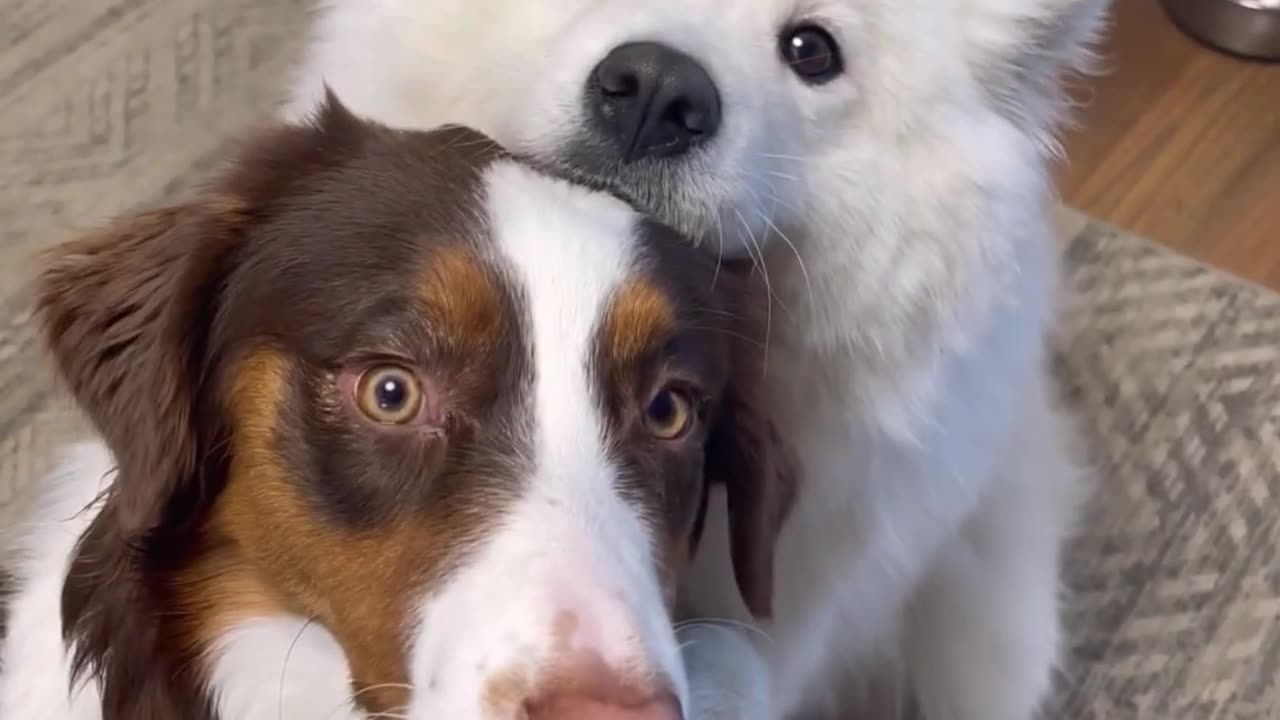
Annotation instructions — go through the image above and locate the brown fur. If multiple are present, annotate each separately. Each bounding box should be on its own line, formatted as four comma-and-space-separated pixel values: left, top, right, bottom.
416, 246, 508, 357
602, 278, 677, 367
43, 197, 248, 720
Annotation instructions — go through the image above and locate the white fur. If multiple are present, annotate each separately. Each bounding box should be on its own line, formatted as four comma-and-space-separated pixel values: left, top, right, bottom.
0, 165, 689, 718
281, 0, 1109, 718
0, 443, 110, 720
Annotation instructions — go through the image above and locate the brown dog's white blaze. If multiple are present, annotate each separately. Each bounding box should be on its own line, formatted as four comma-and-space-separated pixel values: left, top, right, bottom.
388, 160, 734, 719
35, 92, 791, 720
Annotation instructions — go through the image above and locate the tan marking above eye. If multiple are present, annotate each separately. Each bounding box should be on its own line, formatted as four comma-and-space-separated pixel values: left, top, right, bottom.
355, 364, 424, 424
643, 387, 695, 440
605, 278, 676, 366
417, 246, 506, 356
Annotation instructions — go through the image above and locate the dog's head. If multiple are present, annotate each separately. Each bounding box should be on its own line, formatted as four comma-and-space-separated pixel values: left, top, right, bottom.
40, 94, 792, 720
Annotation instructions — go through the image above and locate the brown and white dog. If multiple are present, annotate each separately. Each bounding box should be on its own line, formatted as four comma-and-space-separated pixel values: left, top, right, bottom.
0, 94, 791, 720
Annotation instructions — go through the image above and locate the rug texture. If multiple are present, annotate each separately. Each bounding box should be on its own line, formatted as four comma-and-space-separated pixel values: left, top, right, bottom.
2, 2, 1279, 718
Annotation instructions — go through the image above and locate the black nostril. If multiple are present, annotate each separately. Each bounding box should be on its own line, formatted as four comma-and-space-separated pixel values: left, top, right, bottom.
598, 67, 640, 98
666, 99, 710, 136
588, 42, 722, 163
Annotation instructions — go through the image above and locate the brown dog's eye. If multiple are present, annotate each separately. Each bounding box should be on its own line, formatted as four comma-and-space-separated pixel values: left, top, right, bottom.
355, 365, 424, 424
643, 387, 695, 440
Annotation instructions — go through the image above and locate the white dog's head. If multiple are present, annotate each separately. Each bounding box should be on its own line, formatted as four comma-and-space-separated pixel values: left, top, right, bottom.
292, 0, 1108, 392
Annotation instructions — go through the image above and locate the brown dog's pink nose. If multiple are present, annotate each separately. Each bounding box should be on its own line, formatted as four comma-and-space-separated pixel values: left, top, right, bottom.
525, 692, 683, 720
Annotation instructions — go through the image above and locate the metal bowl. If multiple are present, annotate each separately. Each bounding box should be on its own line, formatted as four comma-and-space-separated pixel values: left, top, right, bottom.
1162, 0, 1280, 61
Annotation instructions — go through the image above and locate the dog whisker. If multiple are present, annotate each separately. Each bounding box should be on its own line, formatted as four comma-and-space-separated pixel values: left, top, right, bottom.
763, 168, 799, 183
755, 152, 806, 163
712, 209, 726, 291
728, 204, 776, 371
683, 324, 769, 350
752, 176, 803, 217
675, 617, 775, 645
743, 184, 814, 317
280, 618, 320, 720
686, 305, 749, 321
325, 683, 415, 720
355, 683, 417, 694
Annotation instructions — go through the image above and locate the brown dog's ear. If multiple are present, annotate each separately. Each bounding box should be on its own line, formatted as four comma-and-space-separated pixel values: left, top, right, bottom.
37, 90, 373, 537
702, 382, 798, 619
694, 258, 799, 619
36, 199, 250, 536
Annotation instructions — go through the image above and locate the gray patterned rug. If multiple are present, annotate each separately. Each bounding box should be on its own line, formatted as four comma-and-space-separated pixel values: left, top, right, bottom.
2, 2, 1279, 718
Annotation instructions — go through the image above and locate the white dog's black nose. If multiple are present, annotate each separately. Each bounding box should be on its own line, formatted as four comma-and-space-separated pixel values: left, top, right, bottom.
589, 43, 721, 162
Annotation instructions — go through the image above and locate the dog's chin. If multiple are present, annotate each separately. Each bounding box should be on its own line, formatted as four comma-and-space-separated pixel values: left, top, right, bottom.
540, 135, 760, 259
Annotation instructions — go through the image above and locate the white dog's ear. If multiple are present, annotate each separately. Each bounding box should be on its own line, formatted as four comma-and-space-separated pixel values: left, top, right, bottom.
963, 0, 1111, 143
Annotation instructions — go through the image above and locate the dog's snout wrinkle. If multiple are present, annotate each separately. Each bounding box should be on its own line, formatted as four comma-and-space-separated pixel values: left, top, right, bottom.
589, 42, 721, 162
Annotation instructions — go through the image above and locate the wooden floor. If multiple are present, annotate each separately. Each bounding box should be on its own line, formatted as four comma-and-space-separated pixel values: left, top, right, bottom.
1055, 1, 1280, 292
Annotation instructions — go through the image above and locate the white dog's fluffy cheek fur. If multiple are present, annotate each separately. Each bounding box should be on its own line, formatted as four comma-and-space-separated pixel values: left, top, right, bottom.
782, 108, 1045, 343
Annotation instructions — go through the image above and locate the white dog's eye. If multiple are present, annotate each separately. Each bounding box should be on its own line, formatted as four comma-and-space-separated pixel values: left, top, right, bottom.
779, 24, 843, 84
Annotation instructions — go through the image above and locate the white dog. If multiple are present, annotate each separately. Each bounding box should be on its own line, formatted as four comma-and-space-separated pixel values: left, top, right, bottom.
281, 1, 1107, 719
